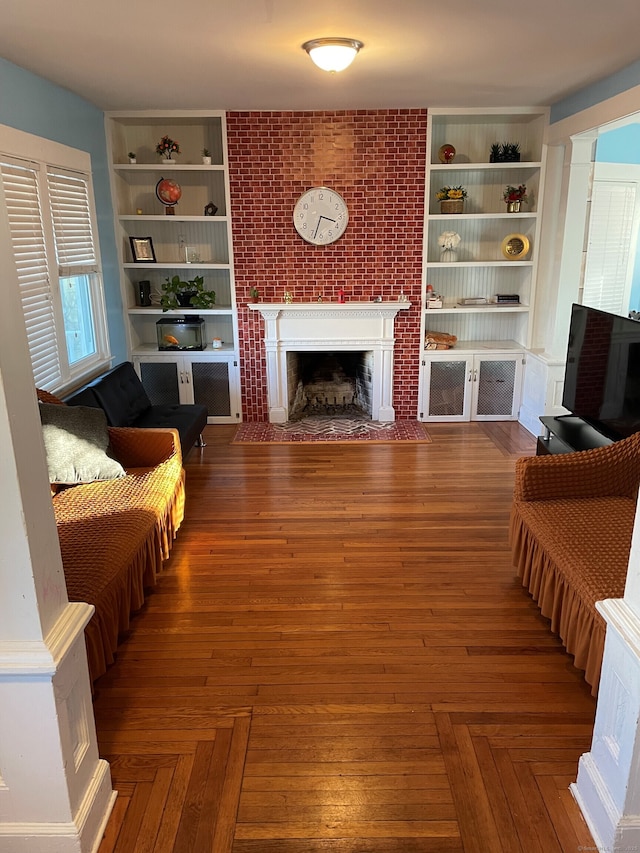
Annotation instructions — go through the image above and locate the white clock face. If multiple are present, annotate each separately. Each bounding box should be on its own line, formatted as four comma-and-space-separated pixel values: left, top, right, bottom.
293, 186, 348, 245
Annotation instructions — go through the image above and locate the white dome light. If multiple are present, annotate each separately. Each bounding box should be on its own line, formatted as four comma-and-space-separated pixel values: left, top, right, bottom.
302, 38, 364, 73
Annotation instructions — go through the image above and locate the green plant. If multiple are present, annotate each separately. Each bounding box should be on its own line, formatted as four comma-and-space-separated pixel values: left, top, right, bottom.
250, 286, 259, 300
435, 185, 467, 201
160, 275, 215, 311
128, 151, 136, 159
489, 142, 501, 162
501, 141, 521, 161
489, 142, 521, 163
202, 147, 211, 157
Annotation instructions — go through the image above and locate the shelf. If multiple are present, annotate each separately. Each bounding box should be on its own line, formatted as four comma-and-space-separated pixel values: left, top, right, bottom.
132, 343, 235, 355
430, 161, 543, 171
124, 262, 230, 270
425, 304, 529, 314
423, 339, 524, 354
128, 307, 233, 316
113, 163, 225, 171
428, 212, 537, 221
425, 260, 533, 268
119, 215, 228, 222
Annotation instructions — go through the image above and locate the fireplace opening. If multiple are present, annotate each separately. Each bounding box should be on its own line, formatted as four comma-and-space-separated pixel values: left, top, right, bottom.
287, 351, 374, 421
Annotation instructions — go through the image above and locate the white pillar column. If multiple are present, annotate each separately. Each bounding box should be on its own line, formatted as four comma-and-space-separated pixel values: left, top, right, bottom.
0, 186, 114, 851
572, 498, 640, 851
377, 344, 396, 421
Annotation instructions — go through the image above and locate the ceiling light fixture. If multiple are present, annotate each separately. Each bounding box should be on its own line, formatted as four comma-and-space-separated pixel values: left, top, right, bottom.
302, 37, 364, 73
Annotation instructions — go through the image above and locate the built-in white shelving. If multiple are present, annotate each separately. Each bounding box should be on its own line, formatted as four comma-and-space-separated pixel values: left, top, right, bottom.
419, 107, 548, 422
106, 110, 241, 422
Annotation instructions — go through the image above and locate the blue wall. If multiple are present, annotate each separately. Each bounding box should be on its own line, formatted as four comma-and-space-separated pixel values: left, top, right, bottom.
551, 59, 640, 124
596, 124, 640, 165
0, 57, 126, 363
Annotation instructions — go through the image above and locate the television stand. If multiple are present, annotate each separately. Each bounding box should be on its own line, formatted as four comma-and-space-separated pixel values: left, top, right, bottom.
537, 415, 614, 456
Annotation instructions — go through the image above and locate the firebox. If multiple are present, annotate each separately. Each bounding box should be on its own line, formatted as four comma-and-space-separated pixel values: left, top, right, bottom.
287, 351, 374, 420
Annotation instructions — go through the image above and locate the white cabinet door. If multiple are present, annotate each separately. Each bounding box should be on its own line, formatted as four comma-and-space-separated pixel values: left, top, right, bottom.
134, 355, 183, 404
419, 353, 473, 422
189, 355, 241, 422
133, 354, 241, 423
420, 351, 523, 422
471, 353, 523, 421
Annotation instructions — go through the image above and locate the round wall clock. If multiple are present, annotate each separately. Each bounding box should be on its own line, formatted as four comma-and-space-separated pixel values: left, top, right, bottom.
501, 233, 530, 260
293, 186, 348, 245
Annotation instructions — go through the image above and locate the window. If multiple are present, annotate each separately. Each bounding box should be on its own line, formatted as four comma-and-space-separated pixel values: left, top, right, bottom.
0, 150, 109, 392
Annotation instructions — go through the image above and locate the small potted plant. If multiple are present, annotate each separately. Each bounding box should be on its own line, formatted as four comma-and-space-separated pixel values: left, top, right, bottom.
160, 275, 216, 311
249, 286, 259, 303
502, 142, 521, 162
202, 147, 212, 165
503, 184, 528, 213
435, 185, 467, 214
156, 135, 180, 163
128, 151, 137, 164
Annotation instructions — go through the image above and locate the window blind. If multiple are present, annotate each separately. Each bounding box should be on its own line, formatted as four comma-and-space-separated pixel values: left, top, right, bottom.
46, 169, 98, 277
0, 161, 61, 389
583, 181, 637, 314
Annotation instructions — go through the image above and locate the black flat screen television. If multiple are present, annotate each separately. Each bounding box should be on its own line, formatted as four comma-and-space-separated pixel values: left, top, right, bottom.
563, 303, 640, 440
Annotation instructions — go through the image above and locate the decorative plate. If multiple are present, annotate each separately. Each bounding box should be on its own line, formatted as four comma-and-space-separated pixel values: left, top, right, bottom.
501, 233, 530, 260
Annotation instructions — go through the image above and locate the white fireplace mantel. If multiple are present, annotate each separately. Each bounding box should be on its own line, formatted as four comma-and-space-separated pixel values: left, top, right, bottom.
248, 301, 411, 423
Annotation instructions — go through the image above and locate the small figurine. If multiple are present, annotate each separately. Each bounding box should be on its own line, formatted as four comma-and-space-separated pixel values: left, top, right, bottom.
338, 287, 345, 304
284, 291, 293, 304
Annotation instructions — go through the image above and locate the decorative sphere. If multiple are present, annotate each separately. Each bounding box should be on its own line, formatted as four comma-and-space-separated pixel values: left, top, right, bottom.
438, 144, 456, 164
155, 178, 182, 207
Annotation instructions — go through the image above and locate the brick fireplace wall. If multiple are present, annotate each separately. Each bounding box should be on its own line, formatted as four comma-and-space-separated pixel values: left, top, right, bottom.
227, 109, 427, 421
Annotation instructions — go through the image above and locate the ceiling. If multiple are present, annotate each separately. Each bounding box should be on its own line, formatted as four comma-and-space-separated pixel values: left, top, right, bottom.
3, 0, 640, 112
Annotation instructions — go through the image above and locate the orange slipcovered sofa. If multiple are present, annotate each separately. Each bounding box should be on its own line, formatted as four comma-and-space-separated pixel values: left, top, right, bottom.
510, 431, 640, 695
38, 389, 185, 683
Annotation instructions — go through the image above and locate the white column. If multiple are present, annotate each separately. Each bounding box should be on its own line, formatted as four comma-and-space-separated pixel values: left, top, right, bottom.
0, 184, 115, 851
261, 309, 287, 423
572, 499, 640, 851
377, 344, 396, 421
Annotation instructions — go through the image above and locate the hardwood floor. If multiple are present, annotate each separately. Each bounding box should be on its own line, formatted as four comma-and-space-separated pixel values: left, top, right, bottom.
95, 422, 596, 852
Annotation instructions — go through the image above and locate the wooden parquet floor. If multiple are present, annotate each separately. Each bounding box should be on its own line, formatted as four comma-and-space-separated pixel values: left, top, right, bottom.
95, 421, 597, 853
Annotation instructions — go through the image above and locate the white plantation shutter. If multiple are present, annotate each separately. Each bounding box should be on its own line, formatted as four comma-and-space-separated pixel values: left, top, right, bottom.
0, 160, 61, 389
583, 181, 637, 314
46, 169, 98, 277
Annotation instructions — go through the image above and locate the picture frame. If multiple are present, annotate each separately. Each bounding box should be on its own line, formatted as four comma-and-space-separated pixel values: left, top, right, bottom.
184, 246, 201, 264
129, 236, 156, 263
501, 233, 530, 261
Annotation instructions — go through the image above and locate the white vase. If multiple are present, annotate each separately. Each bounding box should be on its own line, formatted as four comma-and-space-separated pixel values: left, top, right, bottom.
163, 158, 175, 165
440, 249, 458, 263
202, 156, 212, 165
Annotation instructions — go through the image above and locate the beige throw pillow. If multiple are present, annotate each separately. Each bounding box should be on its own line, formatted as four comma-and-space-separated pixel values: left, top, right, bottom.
39, 402, 126, 484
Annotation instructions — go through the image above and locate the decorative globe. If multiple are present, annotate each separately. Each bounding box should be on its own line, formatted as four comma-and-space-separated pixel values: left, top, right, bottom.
155, 177, 182, 208
438, 144, 456, 164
